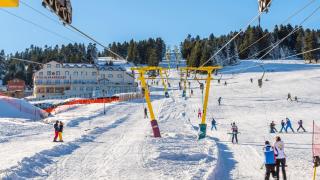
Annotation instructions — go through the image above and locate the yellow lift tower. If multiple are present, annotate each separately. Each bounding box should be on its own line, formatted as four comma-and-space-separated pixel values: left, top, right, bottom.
131, 66, 170, 138
180, 66, 221, 139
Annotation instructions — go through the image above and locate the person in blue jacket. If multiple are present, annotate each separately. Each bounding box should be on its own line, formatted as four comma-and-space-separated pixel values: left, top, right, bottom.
264, 141, 276, 180
285, 118, 294, 133
211, 118, 217, 130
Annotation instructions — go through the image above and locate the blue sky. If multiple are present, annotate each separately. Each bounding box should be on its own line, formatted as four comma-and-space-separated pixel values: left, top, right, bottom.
0, 0, 320, 53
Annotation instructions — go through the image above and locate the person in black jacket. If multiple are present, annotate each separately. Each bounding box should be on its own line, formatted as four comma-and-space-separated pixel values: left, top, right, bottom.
53, 121, 59, 142
58, 121, 64, 142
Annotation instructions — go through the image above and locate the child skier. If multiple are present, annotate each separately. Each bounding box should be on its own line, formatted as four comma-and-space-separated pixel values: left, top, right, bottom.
297, 120, 306, 132
58, 121, 64, 142
263, 141, 276, 180
53, 121, 59, 142
231, 122, 239, 144
270, 121, 278, 133
285, 118, 294, 133
211, 118, 217, 130
279, 120, 286, 133
198, 108, 202, 118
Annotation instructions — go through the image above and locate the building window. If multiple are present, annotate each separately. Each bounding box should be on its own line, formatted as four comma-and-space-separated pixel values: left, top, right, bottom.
55, 80, 60, 84
80, 87, 84, 91
39, 72, 43, 76
74, 71, 78, 76
92, 72, 97, 76
108, 74, 113, 78
101, 74, 105, 78
96, 87, 100, 90
46, 80, 51, 85
47, 71, 51, 76
64, 80, 70, 84
47, 64, 51, 68
56, 71, 60, 76
56, 64, 60, 68
117, 74, 123, 78
65, 71, 69, 76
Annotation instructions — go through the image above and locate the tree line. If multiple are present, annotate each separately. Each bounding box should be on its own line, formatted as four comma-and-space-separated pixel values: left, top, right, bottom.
181, 24, 320, 67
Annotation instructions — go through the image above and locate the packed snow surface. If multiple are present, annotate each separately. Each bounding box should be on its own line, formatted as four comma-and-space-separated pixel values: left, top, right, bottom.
0, 60, 320, 180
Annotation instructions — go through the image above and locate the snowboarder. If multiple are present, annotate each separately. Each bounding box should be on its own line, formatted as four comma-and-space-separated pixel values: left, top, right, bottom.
53, 121, 59, 142
263, 141, 276, 180
58, 121, 64, 142
297, 120, 306, 132
270, 121, 278, 133
144, 107, 148, 119
218, 97, 222, 106
198, 108, 202, 118
211, 118, 217, 130
274, 136, 287, 180
279, 120, 286, 133
231, 122, 239, 144
285, 118, 294, 133
287, 93, 292, 101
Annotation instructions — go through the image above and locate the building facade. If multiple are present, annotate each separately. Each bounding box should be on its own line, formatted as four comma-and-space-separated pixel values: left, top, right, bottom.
33, 60, 136, 98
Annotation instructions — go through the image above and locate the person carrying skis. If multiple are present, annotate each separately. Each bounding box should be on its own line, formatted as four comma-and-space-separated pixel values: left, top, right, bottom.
53, 121, 59, 142
231, 122, 239, 144
279, 120, 286, 133
198, 108, 202, 118
211, 118, 217, 130
218, 97, 222, 106
144, 107, 148, 119
285, 118, 294, 133
58, 121, 64, 142
263, 141, 276, 180
297, 120, 306, 132
270, 121, 278, 133
274, 136, 287, 180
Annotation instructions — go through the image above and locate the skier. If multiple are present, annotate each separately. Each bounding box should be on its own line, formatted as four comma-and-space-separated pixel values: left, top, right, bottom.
191, 89, 194, 96
297, 120, 306, 132
270, 121, 278, 133
53, 121, 59, 142
250, 78, 253, 83
58, 121, 64, 142
279, 120, 286, 133
224, 81, 227, 86
294, 96, 298, 102
218, 79, 221, 84
274, 136, 287, 180
218, 97, 222, 106
285, 118, 294, 133
198, 108, 202, 118
287, 93, 292, 101
211, 118, 217, 130
231, 122, 239, 144
144, 107, 148, 119
263, 141, 276, 180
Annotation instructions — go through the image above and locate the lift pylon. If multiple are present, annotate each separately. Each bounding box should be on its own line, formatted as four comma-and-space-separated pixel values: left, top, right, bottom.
180, 66, 222, 140
131, 66, 170, 138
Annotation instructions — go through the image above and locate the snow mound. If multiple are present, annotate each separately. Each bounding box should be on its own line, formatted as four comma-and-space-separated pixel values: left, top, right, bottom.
0, 96, 48, 120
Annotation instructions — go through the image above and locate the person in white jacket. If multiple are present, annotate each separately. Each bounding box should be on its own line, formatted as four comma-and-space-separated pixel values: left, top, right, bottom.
274, 136, 287, 180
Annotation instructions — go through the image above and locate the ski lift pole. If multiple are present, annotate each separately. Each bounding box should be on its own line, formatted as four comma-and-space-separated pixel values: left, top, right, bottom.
159, 69, 169, 98
136, 69, 161, 138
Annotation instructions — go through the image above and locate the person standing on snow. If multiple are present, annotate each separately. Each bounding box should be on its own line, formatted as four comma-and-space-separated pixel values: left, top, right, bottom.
211, 118, 217, 130
287, 93, 292, 101
285, 118, 294, 133
297, 120, 306, 132
264, 141, 276, 180
53, 121, 59, 142
270, 121, 278, 133
58, 121, 64, 142
279, 120, 286, 133
231, 122, 239, 144
144, 107, 148, 119
198, 108, 202, 118
218, 97, 222, 106
274, 136, 287, 180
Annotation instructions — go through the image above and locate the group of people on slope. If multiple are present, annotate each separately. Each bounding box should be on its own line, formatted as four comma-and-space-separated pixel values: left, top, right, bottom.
270, 118, 306, 133
264, 136, 287, 180
53, 121, 64, 142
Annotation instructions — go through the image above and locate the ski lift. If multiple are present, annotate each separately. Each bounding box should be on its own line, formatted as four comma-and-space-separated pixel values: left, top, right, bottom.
42, 0, 73, 25
258, 0, 272, 26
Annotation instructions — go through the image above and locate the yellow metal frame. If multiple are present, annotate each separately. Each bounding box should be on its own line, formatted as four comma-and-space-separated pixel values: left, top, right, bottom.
179, 66, 222, 125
